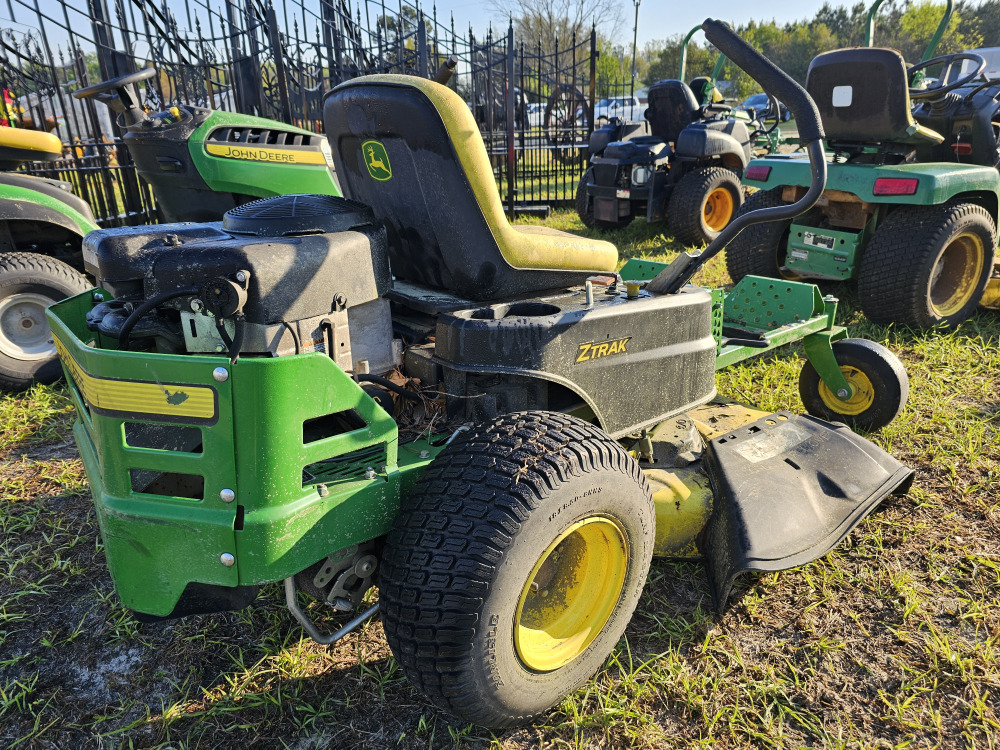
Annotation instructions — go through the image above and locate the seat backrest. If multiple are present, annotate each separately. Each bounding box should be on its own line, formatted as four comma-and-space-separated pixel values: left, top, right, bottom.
806, 48, 931, 145
644, 80, 700, 142
323, 75, 616, 301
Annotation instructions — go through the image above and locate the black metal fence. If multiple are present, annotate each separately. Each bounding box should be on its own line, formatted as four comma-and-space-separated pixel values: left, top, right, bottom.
0, 0, 630, 226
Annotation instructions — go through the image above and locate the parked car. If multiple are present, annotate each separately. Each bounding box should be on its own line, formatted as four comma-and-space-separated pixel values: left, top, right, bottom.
526, 102, 545, 128
593, 95, 644, 124
736, 92, 791, 121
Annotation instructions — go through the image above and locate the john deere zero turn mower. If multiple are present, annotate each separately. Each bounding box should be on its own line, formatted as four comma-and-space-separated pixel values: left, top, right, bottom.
0, 67, 340, 392
49, 22, 913, 729
726, 38, 1000, 328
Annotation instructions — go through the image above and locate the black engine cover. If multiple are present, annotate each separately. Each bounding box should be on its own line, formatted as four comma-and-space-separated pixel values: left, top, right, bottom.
82, 195, 389, 326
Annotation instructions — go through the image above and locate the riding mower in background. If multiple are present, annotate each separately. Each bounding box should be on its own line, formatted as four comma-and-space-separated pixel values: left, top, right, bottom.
48, 27, 913, 730
0, 67, 341, 392
576, 38, 777, 245
726, 6, 1000, 329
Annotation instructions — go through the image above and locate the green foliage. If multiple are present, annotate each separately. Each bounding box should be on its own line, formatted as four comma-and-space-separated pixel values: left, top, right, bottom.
643, 0, 994, 98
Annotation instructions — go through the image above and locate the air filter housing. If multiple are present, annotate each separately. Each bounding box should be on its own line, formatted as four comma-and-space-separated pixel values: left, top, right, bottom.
223, 194, 376, 236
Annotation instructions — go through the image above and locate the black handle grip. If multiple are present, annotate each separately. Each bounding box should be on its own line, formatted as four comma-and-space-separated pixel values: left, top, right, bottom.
702, 19, 824, 143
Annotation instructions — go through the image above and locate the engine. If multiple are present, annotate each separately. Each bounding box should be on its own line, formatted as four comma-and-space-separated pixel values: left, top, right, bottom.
83, 194, 399, 376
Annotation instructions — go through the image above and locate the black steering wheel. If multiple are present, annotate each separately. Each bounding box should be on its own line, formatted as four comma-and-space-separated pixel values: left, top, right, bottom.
908, 53, 986, 99
72, 67, 156, 100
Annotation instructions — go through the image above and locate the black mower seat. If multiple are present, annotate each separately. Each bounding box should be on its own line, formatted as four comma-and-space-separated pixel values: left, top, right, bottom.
323, 75, 617, 301
644, 80, 700, 143
0, 126, 61, 169
806, 48, 944, 147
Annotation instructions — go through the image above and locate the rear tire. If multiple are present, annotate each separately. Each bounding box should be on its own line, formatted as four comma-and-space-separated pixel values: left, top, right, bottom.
857, 202, 996, 328
668, 166, 743, 246
0, 252, 90, 392
799, 339, 909, 431
724, 186, 792, 282
380, 411, 655, 730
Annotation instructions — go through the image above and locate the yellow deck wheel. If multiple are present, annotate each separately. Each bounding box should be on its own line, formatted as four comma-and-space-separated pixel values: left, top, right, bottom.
817, 365, 875, 416
929, 231, 986, 317
514, 516, 629, 672
702, 187, 735, 232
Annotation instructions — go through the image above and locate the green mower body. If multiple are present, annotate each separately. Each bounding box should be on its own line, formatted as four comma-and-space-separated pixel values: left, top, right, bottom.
741, 154, 1000, 281
0, 71, 342, 392
726, 37, 1000, 329
49, 39, 914, 729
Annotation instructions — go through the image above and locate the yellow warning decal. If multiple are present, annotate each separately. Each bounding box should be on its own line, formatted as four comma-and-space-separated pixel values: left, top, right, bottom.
205, 142, 326, 165
54, 337, 218, 422
576, 337, 631, 363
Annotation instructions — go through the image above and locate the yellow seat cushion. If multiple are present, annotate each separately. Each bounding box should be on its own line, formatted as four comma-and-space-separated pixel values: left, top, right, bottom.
0, 126, 62, 158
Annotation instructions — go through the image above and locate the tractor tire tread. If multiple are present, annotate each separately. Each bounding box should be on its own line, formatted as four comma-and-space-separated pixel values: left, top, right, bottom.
856, 201, 996, 328
667, 165, 743, 246
724, 186, 790, 282
0, 251, 90, 392
380, 410, 651, 729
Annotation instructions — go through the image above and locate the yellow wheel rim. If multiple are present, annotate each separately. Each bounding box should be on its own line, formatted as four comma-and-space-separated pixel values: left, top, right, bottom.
703, 187, 735, 231
817, 366, 875, 416
514, 516, 629, 672
930, 231, 985, 317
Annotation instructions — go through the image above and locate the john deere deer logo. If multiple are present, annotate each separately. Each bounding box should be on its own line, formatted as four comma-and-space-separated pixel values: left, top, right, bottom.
362, 140, 392, 181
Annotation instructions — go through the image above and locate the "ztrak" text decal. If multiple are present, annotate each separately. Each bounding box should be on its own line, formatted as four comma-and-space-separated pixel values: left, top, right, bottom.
576, 337, 631, 363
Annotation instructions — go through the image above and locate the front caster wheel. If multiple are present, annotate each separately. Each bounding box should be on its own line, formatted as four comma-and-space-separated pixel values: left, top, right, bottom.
379, 411, 654, 730
799, 338, 909, 431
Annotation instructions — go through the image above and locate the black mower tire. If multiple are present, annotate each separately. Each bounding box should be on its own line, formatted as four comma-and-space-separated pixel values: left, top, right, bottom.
575, 168, 596, 228
799, 338, 909, 431
857, 202, 996, 328
380, 411, 655, 730
0, 252, 90, 392
667, 165, 743, 246
724, 186, 792, 282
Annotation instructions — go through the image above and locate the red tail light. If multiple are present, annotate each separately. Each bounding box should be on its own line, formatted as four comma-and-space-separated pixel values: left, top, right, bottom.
744, 165, 771, 181
952, 142, 973, 155
873, 177, 919, 196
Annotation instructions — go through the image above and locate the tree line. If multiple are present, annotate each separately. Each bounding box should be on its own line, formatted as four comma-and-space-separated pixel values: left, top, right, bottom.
594, 0, 999, 100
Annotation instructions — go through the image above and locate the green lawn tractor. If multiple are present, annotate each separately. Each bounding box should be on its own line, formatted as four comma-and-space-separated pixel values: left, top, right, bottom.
49, 28, 913, 730
576, 27, 785, 245
0, 67, 340, 392
726, 42, 1000, 329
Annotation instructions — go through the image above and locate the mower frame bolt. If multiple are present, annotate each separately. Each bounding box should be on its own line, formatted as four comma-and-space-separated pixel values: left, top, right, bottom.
419, 449, 430, 459
92, 292, 104, 302
190, 298, 204, 313
236, 271, 247, 283
317, 484, 330, 498
220, 488, 235, 503
220, 552, 236, 567
364, 467, 376, 480
213, 366, 229, 382
837, 388, 850, 399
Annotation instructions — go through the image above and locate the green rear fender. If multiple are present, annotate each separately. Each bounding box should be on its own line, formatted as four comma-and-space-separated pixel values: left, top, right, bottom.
188, 110, 341, 198
744, 154, 1000, 210
0, 183, 100, 237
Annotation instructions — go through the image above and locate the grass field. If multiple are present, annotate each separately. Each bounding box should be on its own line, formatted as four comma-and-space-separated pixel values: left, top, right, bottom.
2, 212, 998, 749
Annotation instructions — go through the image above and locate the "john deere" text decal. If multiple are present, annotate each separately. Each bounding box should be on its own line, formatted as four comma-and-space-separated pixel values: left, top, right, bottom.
205, 143, 326, 165
576, 337, 631, 363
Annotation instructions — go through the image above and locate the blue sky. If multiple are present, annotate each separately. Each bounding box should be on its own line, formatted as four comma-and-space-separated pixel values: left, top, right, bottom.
427, 0, 843, 48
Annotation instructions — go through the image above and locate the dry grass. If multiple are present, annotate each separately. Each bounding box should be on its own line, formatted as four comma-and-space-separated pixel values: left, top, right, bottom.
1, 211, 999, 749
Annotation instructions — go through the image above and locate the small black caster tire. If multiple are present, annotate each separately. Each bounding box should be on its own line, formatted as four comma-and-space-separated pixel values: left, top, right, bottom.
799, 338, 909, 431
